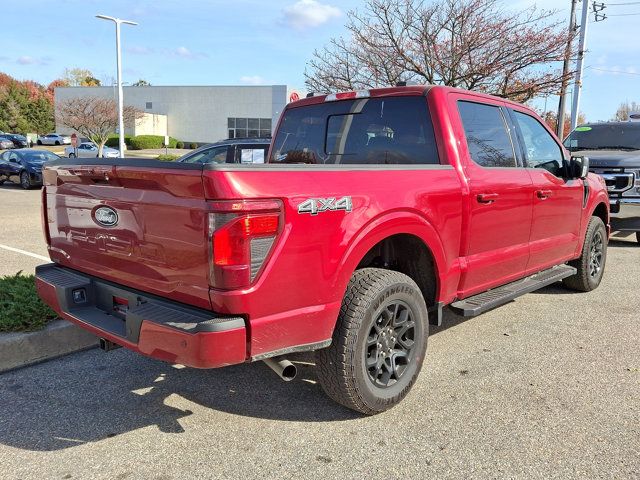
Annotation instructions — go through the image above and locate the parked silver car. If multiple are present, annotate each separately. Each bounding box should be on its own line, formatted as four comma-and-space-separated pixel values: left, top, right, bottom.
37, 133, 71, 146
64, 142, 119, 158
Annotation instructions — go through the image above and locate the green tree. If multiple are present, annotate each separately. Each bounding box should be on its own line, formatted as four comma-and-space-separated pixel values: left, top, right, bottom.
62, 68, 101, 87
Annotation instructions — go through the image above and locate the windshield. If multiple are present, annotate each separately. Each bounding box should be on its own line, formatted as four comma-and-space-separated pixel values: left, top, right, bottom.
269, 96, 439, 165
22, 151, 59, 162
564, 123, 640, 151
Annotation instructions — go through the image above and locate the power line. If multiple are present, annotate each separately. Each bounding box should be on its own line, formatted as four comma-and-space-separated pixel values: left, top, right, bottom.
606, 2, 640, 5
607, 12, 640, 15
590, 67, 640, 76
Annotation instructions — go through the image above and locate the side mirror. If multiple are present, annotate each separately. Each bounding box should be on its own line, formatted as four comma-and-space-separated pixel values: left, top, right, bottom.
570, 155, 589, 179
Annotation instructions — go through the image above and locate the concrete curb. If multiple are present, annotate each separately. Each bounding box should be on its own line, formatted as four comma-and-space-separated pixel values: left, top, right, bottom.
0, 319, 98, 373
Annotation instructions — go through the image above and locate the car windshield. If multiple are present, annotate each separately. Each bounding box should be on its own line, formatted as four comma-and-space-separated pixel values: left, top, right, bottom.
564, 123, 640, 151
269, 96, 439, 165
22, 151, 59, 162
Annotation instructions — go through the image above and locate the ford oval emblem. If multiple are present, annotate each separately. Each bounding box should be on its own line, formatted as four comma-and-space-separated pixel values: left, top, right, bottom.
94, 206, 118, 227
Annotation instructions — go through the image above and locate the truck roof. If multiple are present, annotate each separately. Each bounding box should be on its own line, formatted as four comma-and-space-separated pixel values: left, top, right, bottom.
288, 85, 531, 110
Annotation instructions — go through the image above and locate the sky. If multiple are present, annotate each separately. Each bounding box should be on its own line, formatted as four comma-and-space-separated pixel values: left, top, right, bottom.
1, 0, 638, 122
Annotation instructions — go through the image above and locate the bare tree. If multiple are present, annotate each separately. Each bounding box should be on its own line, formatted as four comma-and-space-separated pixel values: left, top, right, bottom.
612, 101, 640, 122
305, 0, 572, 103
56, 96, 143, 156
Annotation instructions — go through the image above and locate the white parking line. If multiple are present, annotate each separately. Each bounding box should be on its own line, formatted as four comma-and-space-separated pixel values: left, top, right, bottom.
0, 244, 49, 262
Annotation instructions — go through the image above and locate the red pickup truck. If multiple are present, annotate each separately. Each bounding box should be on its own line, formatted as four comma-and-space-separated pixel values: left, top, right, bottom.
36, 85, 609, 414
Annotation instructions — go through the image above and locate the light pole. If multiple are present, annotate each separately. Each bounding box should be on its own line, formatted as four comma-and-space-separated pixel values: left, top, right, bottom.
96, 14, 137, 158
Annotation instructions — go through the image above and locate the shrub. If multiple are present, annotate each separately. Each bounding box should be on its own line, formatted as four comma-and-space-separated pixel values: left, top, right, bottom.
0, 273, 57, 332
189, 142, 198, 149
105, 135, 133, 148
156, 154, 180, 162
176, 141, 184, 149
128, 135, 179, 150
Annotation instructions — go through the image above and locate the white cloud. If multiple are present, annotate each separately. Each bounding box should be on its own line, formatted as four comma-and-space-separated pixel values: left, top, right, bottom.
282, 0, 341, 30
174, 46, 194, 58
127, 46, 153, 55
16, 56, 50, 66
171, 46, 207, 60
17, 56, 40, 65
240, 75, 265, 85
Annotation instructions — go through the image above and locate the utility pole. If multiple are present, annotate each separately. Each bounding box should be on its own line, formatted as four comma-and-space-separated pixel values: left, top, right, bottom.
556, 0, 578, 139
570, 0, 590, 131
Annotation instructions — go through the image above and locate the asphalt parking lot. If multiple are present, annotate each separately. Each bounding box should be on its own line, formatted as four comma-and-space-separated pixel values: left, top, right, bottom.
0, 186, 638, 479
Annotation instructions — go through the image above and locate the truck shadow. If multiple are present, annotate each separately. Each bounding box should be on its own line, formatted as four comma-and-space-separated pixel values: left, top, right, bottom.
0, 347, 361, 451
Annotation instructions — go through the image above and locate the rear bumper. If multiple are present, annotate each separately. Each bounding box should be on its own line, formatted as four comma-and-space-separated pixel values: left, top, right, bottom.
35, 264, 247, 368
610, 198, 640, 232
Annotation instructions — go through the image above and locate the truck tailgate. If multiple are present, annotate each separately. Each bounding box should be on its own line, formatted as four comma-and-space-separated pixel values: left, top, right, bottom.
43, 160, 212, 309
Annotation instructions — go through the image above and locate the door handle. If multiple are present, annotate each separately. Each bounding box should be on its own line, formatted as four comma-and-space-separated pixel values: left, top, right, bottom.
536, 189, 553, 200
477, 193, 499, 204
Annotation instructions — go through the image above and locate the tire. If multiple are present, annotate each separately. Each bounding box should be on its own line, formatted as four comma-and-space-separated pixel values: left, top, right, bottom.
0, 180, 5, 185
636, 232, 640, 245
55, 141, 60, 145
315, 268, 429, 415
20, 171, 31, 190
563, 216, 607, 292
37, 140, 42, 145
68, 153, 75, 158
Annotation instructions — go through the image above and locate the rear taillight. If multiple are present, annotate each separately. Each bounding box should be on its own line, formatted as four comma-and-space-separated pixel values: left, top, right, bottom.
208, 200, 282, 290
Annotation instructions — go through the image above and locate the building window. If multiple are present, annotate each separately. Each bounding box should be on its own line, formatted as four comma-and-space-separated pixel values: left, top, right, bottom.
145, 102, 152, 109
227, 117, 272, 139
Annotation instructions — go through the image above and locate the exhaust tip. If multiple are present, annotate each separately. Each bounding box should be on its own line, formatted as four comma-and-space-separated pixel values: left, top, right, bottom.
281, 363, 297, 381
263, 357, 297, 381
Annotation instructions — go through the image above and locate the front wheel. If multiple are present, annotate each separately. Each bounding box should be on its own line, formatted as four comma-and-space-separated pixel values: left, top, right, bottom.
55, 141, 60, 145
36, 140, 42, 145
636, 232, 640, 245
20, 171, 32, 190
68, 153, 75, 158
563, 216, 607, 292
315, 268, 429, 415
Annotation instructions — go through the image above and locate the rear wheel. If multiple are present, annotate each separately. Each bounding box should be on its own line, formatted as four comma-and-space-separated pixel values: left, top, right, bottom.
37, 140, 42, 145
636, 232, 640, 245
315, 268, 429, 415
68, 153, 75, 158
55, 141, 60, 145
20, 171, 31, 190
563, 216, 607, 292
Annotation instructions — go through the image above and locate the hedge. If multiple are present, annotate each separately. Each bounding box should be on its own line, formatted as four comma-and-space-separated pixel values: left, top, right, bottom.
0, 273, 57, 332
105, 135, 133, 148
128, 135, 179, 150
156, 154, 180, 162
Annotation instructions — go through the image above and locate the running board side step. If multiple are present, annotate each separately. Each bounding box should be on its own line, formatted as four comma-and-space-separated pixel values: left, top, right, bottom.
450, 265, 577, 317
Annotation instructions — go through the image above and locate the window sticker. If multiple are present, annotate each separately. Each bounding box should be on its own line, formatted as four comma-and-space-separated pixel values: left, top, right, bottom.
574, 126, 592, 132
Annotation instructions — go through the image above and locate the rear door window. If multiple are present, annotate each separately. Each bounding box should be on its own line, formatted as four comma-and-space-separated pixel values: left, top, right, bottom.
457, 101, 517, 168
270, 96, 439, 165
512, 110, 564, 176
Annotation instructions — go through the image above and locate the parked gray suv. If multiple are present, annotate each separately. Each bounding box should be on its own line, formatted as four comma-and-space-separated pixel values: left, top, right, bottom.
565, 122, 640, 243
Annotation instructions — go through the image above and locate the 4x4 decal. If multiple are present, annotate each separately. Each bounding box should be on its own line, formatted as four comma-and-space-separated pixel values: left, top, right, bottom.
298, 196, 352, 215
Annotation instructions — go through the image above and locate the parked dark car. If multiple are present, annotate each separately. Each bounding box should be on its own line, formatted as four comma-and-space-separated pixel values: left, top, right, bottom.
0, 134, 29, 149
0, 149, 60, 189
564, 122, 640, 243
177, 138, 270, 164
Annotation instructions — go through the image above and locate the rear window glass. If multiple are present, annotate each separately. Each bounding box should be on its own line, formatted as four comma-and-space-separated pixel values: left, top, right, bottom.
457, 101, 516, 168
269, 96, 439, 165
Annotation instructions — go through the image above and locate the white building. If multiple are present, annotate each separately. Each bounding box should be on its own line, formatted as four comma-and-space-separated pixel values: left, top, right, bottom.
54, 85, 301, 144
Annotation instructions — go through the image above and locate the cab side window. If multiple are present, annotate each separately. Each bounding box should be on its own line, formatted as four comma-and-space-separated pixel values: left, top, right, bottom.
458, 101, 517, 168
512, 111, 563, 176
